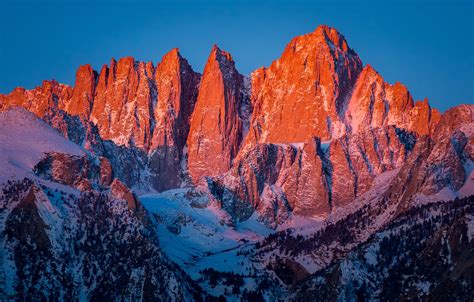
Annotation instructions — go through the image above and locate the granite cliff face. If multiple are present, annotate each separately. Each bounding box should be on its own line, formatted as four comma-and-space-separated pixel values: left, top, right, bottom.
89, 57, 154, 150
187, 45, 249, 183
345, 65, 441, 136
245, 25, 363, 146
149, 49, 200, 191
208, 125, 418, 225
0, 80, 72, 118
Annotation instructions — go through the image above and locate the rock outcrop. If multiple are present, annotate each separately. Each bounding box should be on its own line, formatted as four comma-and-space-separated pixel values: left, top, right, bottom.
33, 152, 94, 191
0, 80, 72, 117
244, 25, 362, 147
187, 45, 248, 183
109, 178, 138, 209
208, 126, 417, 226
62, 64, 96, 117
149, 49, 200, 191
345, 65, 441, 136
90, 57, 155, 150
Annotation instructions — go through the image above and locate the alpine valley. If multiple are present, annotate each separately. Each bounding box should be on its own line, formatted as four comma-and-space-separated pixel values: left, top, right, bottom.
0, 25, 473, 301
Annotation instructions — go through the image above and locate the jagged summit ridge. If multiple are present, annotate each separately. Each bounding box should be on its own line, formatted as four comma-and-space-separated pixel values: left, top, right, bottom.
0, 24, 468, 196
0, 25, 438, 145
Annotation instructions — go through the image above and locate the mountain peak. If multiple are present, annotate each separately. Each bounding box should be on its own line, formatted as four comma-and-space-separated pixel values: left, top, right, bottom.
210, 44, 234, 64
312, 24, 351, 52
281, 24, 354, 57
157, 48, 184, 72
162, 47, 181, 61
187, 45, 244, 183
63, 64, 96, 117
246, 25, 363, 144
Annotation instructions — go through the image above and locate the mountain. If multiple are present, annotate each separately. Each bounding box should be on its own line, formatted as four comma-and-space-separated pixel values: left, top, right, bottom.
0, 109, 203, 301
0, 25, 472, 301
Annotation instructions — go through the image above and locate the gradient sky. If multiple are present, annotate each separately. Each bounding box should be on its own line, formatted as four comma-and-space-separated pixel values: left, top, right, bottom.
1, 0, 473, 111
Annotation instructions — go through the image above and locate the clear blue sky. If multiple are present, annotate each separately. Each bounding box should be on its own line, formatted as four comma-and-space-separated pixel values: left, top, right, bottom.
1, 0, 473, 111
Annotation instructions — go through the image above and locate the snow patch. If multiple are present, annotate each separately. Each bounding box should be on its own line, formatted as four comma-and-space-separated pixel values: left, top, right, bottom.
140, 188, 273, 279
0, 108, 83, 184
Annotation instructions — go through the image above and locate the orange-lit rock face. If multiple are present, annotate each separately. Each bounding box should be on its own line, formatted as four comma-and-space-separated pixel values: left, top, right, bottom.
152, 48, 200, 150
280, 140, 330, 216
149, 48, 200, 191
0, 80, 72, 117
419, 105, 474, 194
33, 152, 94, 191
246, 25, 363, 146
0, 50, 201, 192
62, 64, 96, 117
86, 50, 200, 156
328, 126, 412, 207
409, 99, 441, 136
379, 105, 473, 210
187, 45, 246, 183
345, 65, 440, 136
90, 57, 155, 150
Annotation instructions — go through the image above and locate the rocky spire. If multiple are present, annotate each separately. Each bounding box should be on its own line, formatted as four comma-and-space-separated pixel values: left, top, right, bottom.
89, 57, 155, 150
63, 64, 96, 117
148, 48, 200, 191
187, 45, 245, 183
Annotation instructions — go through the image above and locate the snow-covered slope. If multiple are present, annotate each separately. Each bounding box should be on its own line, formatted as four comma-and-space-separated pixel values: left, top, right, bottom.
1, 180, 203, 301
290, 195, 474, 301
0, 109, 205, 301
0, 108, 83, 183
140, 189, 278, 298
